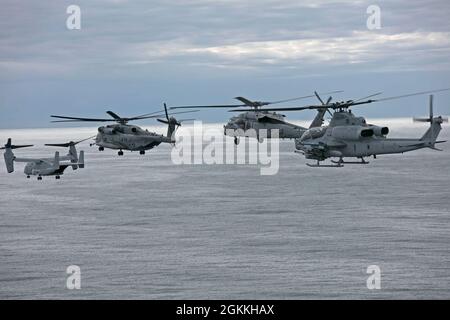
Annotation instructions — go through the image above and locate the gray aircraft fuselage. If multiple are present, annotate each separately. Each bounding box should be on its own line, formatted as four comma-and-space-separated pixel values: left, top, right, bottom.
296, 110, 444, 162
224, 111, 306, 140
96, 124, 172, 151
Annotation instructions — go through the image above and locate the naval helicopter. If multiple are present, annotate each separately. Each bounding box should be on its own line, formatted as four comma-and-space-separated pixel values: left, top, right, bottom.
1, 137, 89, 180
169, 91, 342, 145
237, 88, 450, 167
50, 104, 197, 156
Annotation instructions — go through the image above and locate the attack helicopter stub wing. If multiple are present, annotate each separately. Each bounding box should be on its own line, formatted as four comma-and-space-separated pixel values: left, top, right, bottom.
302, 140, 347, 148
324, 140, 347, 148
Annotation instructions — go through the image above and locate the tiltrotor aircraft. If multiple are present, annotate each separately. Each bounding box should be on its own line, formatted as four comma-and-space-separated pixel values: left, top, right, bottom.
169, 91, 342, 144
51, 104, 196, 156
1, 137, 89, 179
241, 88, 450, 167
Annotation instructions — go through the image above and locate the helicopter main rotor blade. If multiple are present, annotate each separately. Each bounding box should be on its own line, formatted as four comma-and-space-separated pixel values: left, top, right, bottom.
314, 91, 325, 105
0, 138, 33, 150
235, 88, 450, 113
234, 97, 256, 106
177, 118, 196, 122
169, 91, 343, 110
106, 111, 123, 120
229, 105, 324, 112
45, 135, 97, 147
260, 90, 344, 105
164, 103, 170, 121
169, 104, 245, 109
50, 115, 117, 122
373, 88, 450, 103
354, 92, 383, 102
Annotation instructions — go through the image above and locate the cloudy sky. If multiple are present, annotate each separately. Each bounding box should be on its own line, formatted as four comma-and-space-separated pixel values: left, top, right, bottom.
1, 0, 450, 128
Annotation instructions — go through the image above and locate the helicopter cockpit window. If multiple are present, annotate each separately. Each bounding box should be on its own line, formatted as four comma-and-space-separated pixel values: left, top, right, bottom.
300, 126, 327, 142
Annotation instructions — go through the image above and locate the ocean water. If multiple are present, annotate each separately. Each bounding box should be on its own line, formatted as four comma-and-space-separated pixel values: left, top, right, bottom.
0, 119, 449, 299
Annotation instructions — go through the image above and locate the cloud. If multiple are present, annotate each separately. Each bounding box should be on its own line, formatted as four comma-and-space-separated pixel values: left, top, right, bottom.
1, 0, 449, 79
126, 30, 450, 74
1, 0, 450, 128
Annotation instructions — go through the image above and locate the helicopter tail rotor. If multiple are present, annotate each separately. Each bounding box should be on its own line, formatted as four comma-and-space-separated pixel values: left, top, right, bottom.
413, 95, 448, 124
415, 95, 448, 147
157, 103, 184, 142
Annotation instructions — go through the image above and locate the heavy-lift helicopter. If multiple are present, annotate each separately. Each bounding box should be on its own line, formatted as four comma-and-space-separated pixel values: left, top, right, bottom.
50, 104, 197, 156
169, 91, 342, 145
234, 88, 450, 167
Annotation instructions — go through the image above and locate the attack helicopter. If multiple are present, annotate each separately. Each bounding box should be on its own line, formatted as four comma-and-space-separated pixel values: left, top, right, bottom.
169, 91, 342, 145
50, 104, 196, 156
236, 88, 450, 167
1, 137, 90, 180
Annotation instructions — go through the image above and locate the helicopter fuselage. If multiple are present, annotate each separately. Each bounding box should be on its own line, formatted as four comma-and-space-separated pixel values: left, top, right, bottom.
296, 110, 444, 162
95, 124, 172, 151
23, 161, 68, 176
224, 111, 307, 140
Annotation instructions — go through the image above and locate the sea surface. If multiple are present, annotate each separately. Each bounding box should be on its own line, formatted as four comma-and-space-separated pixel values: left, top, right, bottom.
0, 119, 449, 299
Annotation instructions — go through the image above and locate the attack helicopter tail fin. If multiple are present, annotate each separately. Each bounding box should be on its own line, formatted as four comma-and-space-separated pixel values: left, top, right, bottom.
415, 95, 448, 146
419, 121, 443, 145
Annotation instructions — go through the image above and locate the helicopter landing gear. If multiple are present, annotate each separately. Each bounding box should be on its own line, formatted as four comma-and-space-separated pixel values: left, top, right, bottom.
118, 150, 124, 156
234, 137, 239, 145
331, 157, 369, 165
55, 175, 61, 180
307, 160, 343, 168
37, 176, 43, 181
98, 146, 104, 151
139, 150, 145, 155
